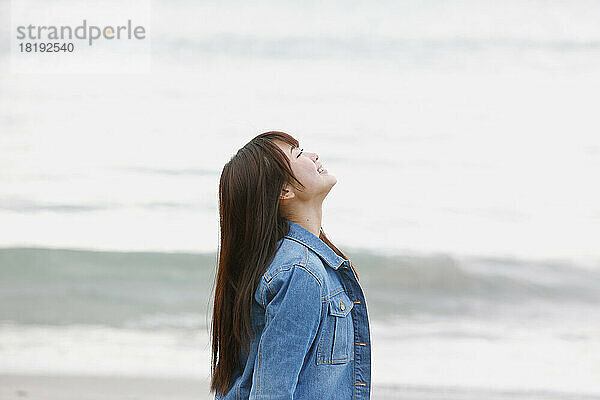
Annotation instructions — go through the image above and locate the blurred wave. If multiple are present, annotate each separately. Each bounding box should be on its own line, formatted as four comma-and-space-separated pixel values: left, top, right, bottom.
1, 247, 597, 328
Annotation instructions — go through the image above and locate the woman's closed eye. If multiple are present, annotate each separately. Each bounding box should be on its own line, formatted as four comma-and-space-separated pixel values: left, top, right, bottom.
297, 148, 304, 158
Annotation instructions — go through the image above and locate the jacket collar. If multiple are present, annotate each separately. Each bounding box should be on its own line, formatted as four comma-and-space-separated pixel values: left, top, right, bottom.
284, 219, 348, 270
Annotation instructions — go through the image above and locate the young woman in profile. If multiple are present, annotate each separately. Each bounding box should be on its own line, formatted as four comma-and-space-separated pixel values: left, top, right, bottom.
210, 131, 371, 400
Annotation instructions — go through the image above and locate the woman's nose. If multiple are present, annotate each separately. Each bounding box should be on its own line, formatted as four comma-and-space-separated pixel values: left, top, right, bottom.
310, 152, 319, 162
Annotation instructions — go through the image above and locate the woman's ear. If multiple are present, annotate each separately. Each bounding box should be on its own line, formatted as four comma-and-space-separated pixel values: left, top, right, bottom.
280, 185, 295, 201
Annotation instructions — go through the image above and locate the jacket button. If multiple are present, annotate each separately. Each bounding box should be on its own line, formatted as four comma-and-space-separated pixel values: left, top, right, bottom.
340, 300, 345, 310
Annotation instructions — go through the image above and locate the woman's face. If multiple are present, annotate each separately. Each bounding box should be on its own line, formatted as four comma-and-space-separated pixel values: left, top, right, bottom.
274, 140, 337, 202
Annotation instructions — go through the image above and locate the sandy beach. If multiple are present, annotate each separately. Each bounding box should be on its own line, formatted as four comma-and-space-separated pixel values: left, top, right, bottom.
2, 374, 600, 400
0, 374, 212, 400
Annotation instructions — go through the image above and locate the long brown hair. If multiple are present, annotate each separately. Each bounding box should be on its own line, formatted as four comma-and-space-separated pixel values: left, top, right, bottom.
210, 131, 358, 396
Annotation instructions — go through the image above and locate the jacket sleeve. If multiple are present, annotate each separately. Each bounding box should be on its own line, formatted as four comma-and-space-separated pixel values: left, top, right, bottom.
250, 265, 323, 400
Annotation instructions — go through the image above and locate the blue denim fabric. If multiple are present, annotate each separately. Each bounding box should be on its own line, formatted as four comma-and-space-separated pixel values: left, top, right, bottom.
215, 219, 371, 400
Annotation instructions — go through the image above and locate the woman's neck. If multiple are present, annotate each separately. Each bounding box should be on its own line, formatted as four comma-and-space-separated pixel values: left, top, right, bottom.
287, 204, 323, 237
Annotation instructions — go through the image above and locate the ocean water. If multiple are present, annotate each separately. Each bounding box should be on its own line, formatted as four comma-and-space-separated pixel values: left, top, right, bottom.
1, 0, 600, 398
0, 0, 599, 263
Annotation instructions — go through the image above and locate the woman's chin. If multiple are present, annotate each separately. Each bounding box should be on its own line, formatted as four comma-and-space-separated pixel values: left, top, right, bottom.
324, 173, 337, 187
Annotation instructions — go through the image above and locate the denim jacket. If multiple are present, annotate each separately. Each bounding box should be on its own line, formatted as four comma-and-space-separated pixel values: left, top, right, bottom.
215, 219, 371, 400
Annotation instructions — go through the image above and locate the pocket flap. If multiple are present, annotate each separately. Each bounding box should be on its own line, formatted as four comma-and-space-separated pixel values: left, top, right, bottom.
328, 295, 354, 317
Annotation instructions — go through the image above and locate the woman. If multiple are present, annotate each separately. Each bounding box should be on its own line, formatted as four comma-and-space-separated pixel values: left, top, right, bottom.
210, 131, 371, 399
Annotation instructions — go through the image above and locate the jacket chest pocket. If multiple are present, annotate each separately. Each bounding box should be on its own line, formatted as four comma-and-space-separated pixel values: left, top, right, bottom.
316, 292, 355, 365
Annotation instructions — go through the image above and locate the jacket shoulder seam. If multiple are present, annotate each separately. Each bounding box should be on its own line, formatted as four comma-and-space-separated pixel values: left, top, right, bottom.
263, 251, 322, 288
